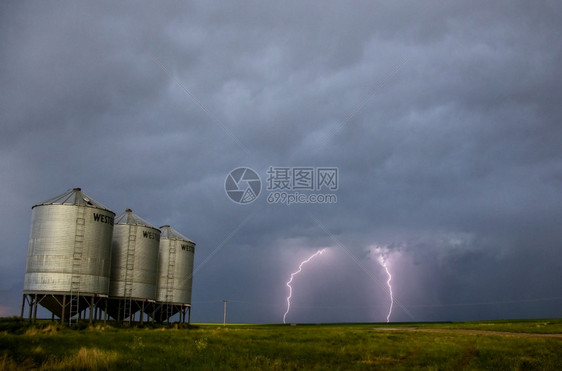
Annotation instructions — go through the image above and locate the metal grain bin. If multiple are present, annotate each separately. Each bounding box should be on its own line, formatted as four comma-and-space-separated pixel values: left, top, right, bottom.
156, 225, 196, 305
24, 188, 115, 295
109, 209, 160, 300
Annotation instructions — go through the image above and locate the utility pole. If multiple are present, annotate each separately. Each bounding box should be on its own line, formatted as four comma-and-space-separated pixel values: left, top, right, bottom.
223, 300, 227, 326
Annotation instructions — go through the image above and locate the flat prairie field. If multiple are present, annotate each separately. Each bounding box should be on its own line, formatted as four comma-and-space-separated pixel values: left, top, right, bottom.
1, 318, 561, 370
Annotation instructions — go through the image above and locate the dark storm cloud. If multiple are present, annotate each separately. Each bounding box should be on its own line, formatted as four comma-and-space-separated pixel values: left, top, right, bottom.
2, 1, 561, 322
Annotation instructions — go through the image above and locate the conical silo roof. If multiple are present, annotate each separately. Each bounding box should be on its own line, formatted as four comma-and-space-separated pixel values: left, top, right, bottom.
33, 187, 114, 214
115, 209, 158, 229
159, 225, 195, 244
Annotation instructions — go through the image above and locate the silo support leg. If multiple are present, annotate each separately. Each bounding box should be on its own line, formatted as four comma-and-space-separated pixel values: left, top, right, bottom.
78, 297, 83, 321
20, 294, 26, 319
61, 295, 67, 325
28, 296, 33, 321
89, 297, 94, 324
32, 294, 38, 322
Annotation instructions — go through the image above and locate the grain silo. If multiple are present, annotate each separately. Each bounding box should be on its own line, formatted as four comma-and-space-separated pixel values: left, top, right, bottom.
22, 188, 115, 324
107, 209, 160, 323
154, 225, 196, 323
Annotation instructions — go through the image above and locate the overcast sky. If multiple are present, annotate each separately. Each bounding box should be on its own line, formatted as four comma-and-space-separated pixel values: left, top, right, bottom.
1, 1, 561, 323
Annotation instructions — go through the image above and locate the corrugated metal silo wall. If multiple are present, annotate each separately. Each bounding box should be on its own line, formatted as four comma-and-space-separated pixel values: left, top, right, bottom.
109, 223, 160, 300
156, 238, 195, 304
24, 204, 114, 294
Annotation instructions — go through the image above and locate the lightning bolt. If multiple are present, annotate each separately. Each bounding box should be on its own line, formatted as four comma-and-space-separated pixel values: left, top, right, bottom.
378, 255, 394, 323
283, 249, 326, 324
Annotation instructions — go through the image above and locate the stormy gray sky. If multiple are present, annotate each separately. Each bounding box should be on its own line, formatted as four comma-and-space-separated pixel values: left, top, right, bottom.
1, 1, 561, 323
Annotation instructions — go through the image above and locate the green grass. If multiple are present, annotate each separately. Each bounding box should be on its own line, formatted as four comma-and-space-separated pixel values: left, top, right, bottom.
370, 318, 562, 334
0, 317, 560, 370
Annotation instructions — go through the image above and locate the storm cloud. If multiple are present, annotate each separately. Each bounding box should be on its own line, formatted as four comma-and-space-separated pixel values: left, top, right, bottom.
1, 1, 561, 322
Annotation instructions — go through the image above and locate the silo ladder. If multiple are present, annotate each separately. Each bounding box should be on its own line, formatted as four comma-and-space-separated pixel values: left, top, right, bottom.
69, 207, 86, 325
165, 245, 176, 322
123, 225, 136, 323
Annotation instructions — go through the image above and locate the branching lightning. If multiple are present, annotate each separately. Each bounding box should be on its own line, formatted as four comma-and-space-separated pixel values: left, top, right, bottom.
283, 249, 326, 324
378, 255, 394, 323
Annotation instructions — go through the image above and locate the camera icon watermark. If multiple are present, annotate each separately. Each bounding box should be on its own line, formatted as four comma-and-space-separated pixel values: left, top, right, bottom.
225, 166, 338, 205
224, 167, 262, 204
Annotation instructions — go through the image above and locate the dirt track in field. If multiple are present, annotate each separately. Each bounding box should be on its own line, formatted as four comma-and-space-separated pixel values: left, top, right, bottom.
374, 327, 562, 339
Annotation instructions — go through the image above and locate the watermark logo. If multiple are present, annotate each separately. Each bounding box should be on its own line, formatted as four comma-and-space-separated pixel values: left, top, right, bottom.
266, 167, 338, 191
225, 167, 262, 204
225, 166, 338, 205
266, 167, 338, 205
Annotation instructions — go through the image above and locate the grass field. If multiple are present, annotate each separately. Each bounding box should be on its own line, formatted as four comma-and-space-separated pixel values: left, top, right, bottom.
1, 317, 561, 370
